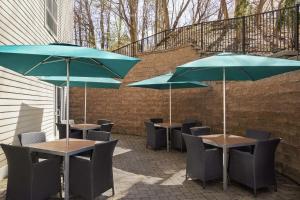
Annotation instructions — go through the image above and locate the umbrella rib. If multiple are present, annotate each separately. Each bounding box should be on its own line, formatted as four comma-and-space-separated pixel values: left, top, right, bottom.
238, 67, 255, 81
24, 56, 53, 75
42, 57, 78, 64
171, 67, 212, 80
42, 58, 68, 64
90, 58, 122, 78
72, 59, 122, 79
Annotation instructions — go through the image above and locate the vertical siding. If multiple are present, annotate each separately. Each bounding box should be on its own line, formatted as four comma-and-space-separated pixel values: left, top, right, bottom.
0, 0, 74, 169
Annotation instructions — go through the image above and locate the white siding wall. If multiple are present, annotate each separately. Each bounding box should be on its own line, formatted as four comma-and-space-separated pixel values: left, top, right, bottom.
0, 0, 74, 175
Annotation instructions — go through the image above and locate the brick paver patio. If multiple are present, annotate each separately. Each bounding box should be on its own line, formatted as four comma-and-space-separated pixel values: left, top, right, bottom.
0, 134, 299, 200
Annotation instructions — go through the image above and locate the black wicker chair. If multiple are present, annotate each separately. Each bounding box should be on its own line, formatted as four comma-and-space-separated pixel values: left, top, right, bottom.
182, 134, 222, 188
98, 123, 114, 132
237, 129, 272, 152
183, 118, 201, 126
149, 118, 163, 123
18, 132, 46, 146
97, 119, 111, 125
171, 122, 197, 152
229, 138, 280, 196
1, 144, 61, 200
56, 123, 83, 139
245, 129, 271, 140
87, 130, 111, 141
190, 126, 211, 136
70, 140, 118, 199
145, 121, 166, 150
18, 132, 57, 160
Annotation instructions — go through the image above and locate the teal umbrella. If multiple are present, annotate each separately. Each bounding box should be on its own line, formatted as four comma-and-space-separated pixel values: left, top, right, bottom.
0, 44, 139, 199
170, 52, 300, 190
0, 44, 140, 78
0, 43, 139, 141
38, 76, 121, 124
128, 73, 208, 151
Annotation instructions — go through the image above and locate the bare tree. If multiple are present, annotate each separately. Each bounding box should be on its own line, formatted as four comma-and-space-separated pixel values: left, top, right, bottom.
170, 0, 191, 29
162, 0, 170, 30
220, 0, 229, 19
84, 0, 96, 47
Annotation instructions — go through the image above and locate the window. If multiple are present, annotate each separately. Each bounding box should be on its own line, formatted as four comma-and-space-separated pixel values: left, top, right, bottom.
45, 0, 58, 37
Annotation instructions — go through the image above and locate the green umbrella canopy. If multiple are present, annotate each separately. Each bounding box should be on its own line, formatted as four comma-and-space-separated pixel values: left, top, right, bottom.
0, 44, 140, 78
128, 72, 208, 152
127, 73, 208, 89
170, 52, 300, 81
38, 76, 121, 89
169, 52, 300, 191
38, 76, 121, 124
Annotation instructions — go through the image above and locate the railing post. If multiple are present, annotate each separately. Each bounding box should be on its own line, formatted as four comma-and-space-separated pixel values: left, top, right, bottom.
164, 30, 168, 50
295, 4, 299, 52
141, 40, 144, 53
242, 16, 246, 54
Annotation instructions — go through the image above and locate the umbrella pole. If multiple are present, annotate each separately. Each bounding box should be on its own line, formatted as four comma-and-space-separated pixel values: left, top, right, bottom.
223, 67, 227, 191
166, 84, 172, 152
84, 82, 87, 124
169, 84, 172, 125
66, 59, 70, 146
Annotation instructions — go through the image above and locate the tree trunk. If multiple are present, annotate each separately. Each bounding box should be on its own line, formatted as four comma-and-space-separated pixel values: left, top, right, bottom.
84, 0, 96, 47
128, 0, 138, 43
100, 0, 105, 49
106, 1, 111, 49
162, 0, 170, 30
221, 0, 229, 19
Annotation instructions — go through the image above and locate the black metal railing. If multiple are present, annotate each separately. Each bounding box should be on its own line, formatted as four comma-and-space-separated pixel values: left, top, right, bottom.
113, 5, 300, 57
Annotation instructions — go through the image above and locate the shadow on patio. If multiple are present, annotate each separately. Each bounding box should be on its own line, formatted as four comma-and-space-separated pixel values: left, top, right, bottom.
101, 134, 300, 200
0, 134, 299, 200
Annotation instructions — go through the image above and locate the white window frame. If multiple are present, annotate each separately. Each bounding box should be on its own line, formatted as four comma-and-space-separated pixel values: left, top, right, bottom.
45, 0, 58, 38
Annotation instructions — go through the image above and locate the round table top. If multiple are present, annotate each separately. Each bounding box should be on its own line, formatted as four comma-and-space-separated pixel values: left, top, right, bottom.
71, 123, 100, 131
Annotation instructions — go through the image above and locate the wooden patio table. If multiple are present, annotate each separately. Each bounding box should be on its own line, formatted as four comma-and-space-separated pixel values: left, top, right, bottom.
155, 122, 182, 152
199, 134, 257, 190
71, 123, 100, 139
27, 138, 102, 200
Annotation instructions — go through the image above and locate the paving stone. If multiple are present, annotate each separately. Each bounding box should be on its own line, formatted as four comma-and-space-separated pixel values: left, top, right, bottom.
0, 134, 299, 199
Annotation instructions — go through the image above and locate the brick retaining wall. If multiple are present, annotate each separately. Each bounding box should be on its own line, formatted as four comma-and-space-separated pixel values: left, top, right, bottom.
70, 46, 300, 183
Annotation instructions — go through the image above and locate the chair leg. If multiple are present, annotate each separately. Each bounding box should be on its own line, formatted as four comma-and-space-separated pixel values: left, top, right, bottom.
59, 178, 63, 199
253, 188, 257, 197
180, 137, 183, 152
112, 185, 115, 196
274, 182, 277, 192
185, 171, 188, 180
202, 180, 206, 189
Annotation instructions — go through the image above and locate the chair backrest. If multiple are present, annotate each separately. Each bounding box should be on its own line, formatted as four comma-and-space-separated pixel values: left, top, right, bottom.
144, 121, 156, 134
1, 144, 32, 199
18, 132, 46, 146
149, 118, 163, 123
181, 122, 197, 134
56, 123, 67, 139
97, 119, 111, 125
254, 138, 280, 164
182, 133, 205, 160
91, 140, 118, 195
190, 127, 210, 136
99, 123, 114, 132
87, 130, 111, 141
61, 119, 75, 125
245, 129, 271, 140
183, 118, 201, 125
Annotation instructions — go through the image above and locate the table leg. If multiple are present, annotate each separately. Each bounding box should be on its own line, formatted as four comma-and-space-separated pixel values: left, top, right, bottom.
83, 129, 87, 139
64, 155, 70, 200
223, 146, 228, 191
167, 128, 169, 152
